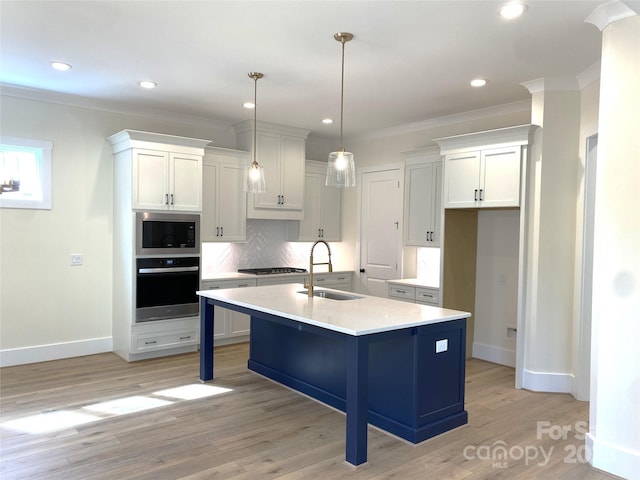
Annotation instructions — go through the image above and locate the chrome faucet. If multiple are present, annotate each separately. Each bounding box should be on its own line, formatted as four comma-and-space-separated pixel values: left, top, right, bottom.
304, 240, 333, 297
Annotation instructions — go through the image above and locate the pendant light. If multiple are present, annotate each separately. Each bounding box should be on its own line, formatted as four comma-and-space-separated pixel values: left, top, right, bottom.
326, 32, 356, 188
244, 72, 267, 193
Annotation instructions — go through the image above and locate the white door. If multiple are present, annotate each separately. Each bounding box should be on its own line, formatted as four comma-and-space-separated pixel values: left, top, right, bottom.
359, 168, 402, 297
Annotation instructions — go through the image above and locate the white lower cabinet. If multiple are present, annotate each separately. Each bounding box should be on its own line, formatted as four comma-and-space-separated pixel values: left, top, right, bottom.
312, 272, 352, 292
387, 281, 440, 306
200, 278, 257, 344
130, 317, 199, 354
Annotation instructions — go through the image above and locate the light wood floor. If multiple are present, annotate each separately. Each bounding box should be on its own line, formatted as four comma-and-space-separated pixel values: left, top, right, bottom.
0, 343, 621, 480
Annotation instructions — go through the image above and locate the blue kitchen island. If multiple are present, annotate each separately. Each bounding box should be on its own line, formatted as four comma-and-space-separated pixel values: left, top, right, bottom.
198, 283, 470, 467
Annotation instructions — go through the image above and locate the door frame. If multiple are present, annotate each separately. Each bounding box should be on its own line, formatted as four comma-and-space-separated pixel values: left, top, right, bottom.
355, 162, 405, 295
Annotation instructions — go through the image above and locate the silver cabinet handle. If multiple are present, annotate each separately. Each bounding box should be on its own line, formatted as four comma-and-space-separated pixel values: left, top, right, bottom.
145, 340, 157, 345
165, 194, 169, 205
179, 336, 191, 340
220, 226, 223, 237
170, 193, 174, 205
474, 189, 478, 201
479, 189, 483, 201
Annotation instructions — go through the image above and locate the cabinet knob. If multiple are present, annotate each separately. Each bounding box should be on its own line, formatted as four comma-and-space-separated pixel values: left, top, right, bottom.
359, 268, 365, 273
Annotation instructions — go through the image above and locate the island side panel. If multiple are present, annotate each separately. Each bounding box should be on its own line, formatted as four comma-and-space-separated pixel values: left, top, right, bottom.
247, 313, 468, 444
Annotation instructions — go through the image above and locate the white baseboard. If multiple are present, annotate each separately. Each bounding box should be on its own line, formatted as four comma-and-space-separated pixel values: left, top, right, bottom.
472, 342, 516, 367
522, 368, 573, 393
0, 337, 113, 367
586, 432, 640, 480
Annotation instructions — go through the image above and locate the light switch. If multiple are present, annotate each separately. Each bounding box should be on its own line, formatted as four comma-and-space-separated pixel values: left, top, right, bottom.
70, 254, 83, 266
435, 339, 448, 353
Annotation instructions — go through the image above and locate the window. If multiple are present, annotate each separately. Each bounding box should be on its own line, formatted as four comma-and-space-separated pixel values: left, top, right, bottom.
0, 136, 52, 209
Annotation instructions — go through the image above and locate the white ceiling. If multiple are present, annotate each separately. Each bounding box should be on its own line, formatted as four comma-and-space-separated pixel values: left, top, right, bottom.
0, 1, 619, 142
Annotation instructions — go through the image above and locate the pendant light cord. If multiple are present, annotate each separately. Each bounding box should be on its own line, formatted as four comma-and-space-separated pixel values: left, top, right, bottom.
339, 37, 345, 151
253, 75, 258, 166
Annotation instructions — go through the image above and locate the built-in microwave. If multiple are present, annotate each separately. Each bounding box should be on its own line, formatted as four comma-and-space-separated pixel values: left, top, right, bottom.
136, 212, 200, 256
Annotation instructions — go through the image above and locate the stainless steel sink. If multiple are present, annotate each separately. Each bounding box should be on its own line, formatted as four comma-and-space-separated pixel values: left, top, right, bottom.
298, 290, 363, 301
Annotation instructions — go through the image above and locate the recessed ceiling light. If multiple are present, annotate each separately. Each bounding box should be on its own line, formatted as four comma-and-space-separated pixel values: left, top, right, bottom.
51, 61, 72, 71
138, 81, 157, 89
243, 102, 255, 109
498, 2, 527, 19
470, 78, 488, 87
322, 118, 334, 125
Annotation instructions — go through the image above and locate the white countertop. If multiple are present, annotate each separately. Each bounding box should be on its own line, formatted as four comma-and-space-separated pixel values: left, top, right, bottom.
197, 283, 469, 336
387, 278, 440, 289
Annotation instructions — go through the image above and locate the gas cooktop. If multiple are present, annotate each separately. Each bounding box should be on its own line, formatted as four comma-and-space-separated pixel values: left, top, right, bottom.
238, 267, 307, 275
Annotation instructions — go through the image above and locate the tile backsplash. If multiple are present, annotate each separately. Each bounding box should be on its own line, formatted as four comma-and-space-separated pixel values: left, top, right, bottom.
201, 219, 333, 278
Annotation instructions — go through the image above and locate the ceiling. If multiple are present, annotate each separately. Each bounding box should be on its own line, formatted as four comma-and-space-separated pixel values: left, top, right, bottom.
0, 1, 619, 142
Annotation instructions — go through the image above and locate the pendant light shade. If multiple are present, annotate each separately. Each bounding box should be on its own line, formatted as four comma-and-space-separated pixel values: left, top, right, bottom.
326, 32, 356, 188
244, 72, 267, 194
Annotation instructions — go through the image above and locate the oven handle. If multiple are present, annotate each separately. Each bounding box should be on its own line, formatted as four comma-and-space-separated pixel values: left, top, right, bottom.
138, 266, 200, 274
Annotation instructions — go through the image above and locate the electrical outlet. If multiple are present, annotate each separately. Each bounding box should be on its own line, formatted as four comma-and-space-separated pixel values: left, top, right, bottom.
507, 327, 517, 338
435, 339, 448, 353
70, 254, 83, 266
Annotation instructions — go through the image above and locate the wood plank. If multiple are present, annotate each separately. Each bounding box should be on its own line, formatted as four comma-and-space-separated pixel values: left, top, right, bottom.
0, 344, 621, 479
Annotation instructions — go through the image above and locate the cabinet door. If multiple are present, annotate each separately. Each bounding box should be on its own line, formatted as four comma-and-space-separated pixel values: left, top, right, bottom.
443, 151, 480, 208
228, 310, 251, 336
320, 182, 341, 241
298, 172, 323, 240
431, 162, 443, 246
218, 162, 247, 241
480, 146, 521, 208
133, 149, 170, 210
201, 160, 219, 241
213, 305, 229, 339
170, 152, 202, 211
253, 132, 282, 209
405, 164, 434, 246
280, 136, 305, 210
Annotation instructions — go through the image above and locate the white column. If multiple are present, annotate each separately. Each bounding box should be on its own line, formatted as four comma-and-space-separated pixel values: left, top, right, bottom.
519, 78, 582, 393
585, 3, 640, 479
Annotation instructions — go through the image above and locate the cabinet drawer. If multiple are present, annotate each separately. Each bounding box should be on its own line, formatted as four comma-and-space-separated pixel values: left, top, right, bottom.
416, 288, 439, 306
202, 279, 257, 290
388, 285, 416, 301
132, 329, 198, 353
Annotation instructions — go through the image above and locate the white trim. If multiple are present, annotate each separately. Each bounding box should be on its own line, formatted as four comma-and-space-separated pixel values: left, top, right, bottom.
0, 83, 231, 131
586, 0, 638, 31
577, 61, 601, 90
522, 369, 574, 393
472, 342, 516, 367
521, 77, 580, 94
586, 432, 640, 480
0, 337, 113, 367
351, 100, 531, 142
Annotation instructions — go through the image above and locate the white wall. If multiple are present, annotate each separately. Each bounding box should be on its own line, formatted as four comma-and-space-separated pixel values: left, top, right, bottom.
473, 209, 520, 367
0, 95, 234, 364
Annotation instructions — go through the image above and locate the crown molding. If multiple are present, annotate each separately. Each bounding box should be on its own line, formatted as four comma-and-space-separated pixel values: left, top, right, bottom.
521, 77, 581, 94
577, 61, 602, 89
0, 83, 232, 131
350, 100, 531, 142
586, 0, 638, 31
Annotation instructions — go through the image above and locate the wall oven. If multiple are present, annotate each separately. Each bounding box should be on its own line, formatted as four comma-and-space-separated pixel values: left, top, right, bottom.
136, 212, 200, 256
136, 256, 200, 322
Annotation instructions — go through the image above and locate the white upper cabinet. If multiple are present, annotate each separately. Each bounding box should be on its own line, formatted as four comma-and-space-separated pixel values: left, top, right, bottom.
108, 130, 209, 213
435, 125, 537, 209
202, 147, 248, 242
289, 160, 342, 241
234, 121, 310, 220
402, 148, 442, 247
